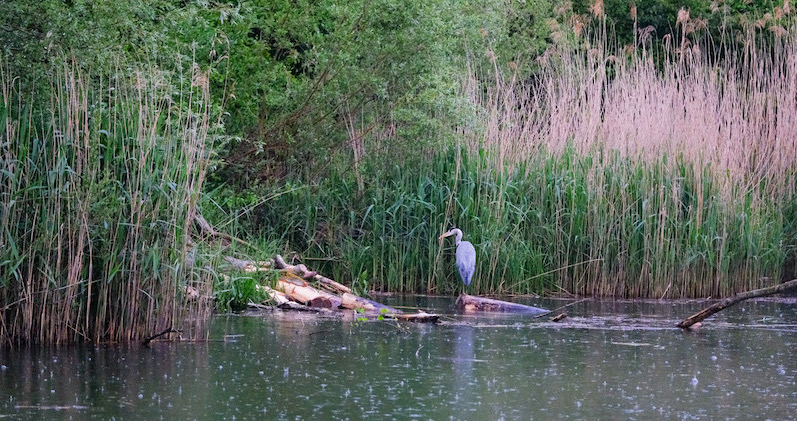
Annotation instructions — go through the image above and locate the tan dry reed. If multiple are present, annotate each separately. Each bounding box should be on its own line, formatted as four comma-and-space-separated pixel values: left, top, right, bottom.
462, 23, 797, 297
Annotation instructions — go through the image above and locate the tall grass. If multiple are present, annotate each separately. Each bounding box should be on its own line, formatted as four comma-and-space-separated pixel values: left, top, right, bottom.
467, 17, 797, 297
0, 60, 216, 345
239, 20, 797, 299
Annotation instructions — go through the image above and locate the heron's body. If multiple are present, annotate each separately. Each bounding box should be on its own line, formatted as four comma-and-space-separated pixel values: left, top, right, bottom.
440, 228, 475, 287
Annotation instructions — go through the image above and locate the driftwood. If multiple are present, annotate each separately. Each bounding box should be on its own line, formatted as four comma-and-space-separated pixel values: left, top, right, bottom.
142, 328, 180, 346
224, 254, 351, 294
677, 278, 797, 329
273, 254, 352, 295
262, 286, 290, 306
341, 293, 402, 314
203, 209, 432, 320
225, 256, 344, 308
276, 273, 343, 309
455, 294, 550, 315
223, 254, 437, 322
392, 312, 440, 323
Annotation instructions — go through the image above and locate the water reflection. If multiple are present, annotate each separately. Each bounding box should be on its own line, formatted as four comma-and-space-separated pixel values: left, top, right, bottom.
0, 298, 795, 419
452, 324, 475, 406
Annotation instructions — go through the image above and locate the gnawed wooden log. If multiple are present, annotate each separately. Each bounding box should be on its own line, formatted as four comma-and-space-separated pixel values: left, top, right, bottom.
223, 254, 439, 322
340, 293, 402, 314
456, 294, 550, 315
261, 286, 290, 306
278, 301, 334, 313
313, 275, 352, 295
274, 254, 317, 279
249, 300, 341, 314
276, 273, 343, 309
274, 254, 351, 294
225, 256, 342, 308
677, 278, 797, 329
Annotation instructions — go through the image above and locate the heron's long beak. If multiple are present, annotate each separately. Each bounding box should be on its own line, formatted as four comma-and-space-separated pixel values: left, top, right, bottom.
438, 231, 452, 240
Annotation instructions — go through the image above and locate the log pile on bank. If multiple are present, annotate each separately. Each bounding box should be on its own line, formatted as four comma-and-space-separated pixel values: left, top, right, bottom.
223, 255, 440, 323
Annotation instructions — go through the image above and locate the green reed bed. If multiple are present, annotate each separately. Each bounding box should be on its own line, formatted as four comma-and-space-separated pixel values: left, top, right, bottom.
244, 142, 792, 298
0, 61, 216, 345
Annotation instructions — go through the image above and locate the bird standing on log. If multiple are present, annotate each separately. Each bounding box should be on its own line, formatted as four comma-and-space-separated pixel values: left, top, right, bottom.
439, 228, 476, 287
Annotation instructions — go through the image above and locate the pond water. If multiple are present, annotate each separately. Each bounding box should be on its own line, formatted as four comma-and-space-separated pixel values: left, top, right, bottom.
1, 296, 795, 420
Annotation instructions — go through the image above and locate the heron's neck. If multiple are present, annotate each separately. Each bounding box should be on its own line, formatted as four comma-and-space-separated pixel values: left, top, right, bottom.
453, 229, 463, 244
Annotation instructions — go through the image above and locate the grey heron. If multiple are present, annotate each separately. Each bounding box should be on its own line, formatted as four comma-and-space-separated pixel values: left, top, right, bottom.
439, 228, 475, 287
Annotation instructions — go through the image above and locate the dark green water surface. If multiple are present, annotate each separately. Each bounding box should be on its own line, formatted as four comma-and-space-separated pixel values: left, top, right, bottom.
1, 297, 795, 420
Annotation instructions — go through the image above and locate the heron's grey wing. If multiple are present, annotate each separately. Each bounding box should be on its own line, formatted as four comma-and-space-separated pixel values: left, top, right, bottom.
456, 241, 476, 286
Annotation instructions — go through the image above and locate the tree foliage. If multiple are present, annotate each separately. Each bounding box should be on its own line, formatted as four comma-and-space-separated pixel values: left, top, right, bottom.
3, 0, 792, 186
1, 0, 555, 185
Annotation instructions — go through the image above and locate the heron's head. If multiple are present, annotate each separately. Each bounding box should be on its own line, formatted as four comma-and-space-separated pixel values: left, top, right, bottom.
439, 228, 463, 242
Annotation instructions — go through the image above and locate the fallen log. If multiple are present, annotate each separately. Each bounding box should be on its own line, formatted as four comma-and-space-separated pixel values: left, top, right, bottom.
274, 254, 352, 294
261, 286, 290, 306
225, 256, 342, 308
391, 312, 440, 323
222, 254, 438, 322
455, 294, 550, 315
677, 278, 797, 329
313, 274, 352, 295
278, 301, 337, 313
276, 273, 343, 309
142, 328, 180, 346
340, 293, 402, 314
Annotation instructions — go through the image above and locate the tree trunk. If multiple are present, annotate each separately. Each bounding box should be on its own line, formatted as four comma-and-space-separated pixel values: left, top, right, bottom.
273, 254, 352, 294
276, 274, 343, 309
392, 312, 440, 323
262, 286, 290, 306
340, 293, 402, 314
223, 254, 438, 322
677, 279, 797, 329
455, 294, 550, 315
